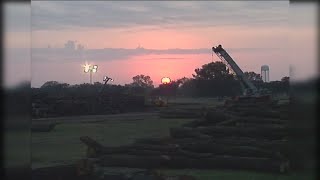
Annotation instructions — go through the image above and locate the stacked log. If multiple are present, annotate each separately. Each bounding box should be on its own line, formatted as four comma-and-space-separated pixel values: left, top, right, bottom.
32, 94, 146, 118
96, 154, 288, 173
78, 98, 290, 174
159, 108, 204, 119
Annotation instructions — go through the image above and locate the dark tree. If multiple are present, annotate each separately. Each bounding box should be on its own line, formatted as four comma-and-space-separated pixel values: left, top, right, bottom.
176, 77, 197, 96
159, 80, 180, 97
281, 76, 290, 83
41, 81, 64, 88
130, 75, 154, 89
244, 71, 263, 82
192, 61, 234, 80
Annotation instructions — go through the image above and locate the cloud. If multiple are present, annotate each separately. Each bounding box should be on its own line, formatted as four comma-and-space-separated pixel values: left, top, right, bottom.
31, 1, 288, 31
4, 3, 30, 32
289, 3, 318, 28
31, 41, 284, 63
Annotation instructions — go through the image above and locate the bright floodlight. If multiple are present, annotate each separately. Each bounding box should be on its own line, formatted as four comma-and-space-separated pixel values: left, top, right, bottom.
92, 68, 97, 73
83, 64, 91, 73
93, 65, 98, 69
161, 77, 171, 84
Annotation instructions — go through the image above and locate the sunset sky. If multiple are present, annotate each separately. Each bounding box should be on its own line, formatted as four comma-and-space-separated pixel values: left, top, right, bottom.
4, 1, 318, 87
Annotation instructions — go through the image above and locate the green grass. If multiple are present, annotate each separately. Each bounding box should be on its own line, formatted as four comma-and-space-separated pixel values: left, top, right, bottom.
158, 169, 314, 180
4, 130, 30, 168
31, 117, 193, 168
30, 99, 315, 179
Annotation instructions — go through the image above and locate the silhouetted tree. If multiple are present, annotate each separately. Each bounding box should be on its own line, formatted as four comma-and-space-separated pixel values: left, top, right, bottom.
130, 74, 154, 89
244, 71, 263, 82
176, 78, 197, 96
159, 80, 180, 97
281, 76, 290, 82
41, 81, 60, 88
192, 61, 234, 80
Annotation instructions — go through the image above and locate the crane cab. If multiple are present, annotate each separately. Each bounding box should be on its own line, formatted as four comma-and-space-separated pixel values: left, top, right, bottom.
212, 44, 224, 53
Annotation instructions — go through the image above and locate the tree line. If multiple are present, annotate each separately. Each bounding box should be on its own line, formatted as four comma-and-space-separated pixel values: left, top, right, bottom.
33, 61, 290, 98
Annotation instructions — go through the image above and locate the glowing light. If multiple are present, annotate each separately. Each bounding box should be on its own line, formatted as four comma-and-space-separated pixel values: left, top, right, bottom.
161, 77, 171, 84
83, 63, 91, 73
83, 63, 98, 73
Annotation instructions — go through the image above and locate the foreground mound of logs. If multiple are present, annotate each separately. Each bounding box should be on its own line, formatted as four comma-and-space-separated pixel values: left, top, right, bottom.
159, 107, 206, 119
79, 98, 290, 174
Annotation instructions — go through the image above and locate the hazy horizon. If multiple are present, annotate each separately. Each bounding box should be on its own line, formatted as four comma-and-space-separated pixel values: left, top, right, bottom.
4, 1, 318, 88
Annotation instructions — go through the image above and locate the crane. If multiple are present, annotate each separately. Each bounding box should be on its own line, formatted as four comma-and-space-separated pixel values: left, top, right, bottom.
212, 44, 259, 96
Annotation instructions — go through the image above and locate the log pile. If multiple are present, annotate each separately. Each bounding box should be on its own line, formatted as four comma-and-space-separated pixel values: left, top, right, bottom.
159, 107, 206, 119
32, 94, 146, 118
78, 98, 290, 175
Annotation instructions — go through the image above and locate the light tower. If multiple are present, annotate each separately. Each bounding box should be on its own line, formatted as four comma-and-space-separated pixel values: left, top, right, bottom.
261, 65, 270, 82
83, 63, 98, 84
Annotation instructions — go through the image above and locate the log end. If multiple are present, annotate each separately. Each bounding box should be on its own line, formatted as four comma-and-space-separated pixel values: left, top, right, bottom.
86, 146, 98, 158
76, 159, 94, 176
280, 160, 290, 173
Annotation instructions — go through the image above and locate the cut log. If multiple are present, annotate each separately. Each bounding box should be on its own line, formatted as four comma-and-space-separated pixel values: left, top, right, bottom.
97, 154, 289, 173
235, 109, 281, 119
80, 136, 104, 150
76, 158, 95, 176
231, 116, 287, 125
196, 126, 288, 140
169, 127, 212, 139
204, 110, 228, 123
210, 138, 289, 152
179, 142, 284, 159
97, 154, 171, 168
234, 123, 286, 129
171, 126, 287, 140
182, 117, 238, 128
215, 118, 239, 126
182, 119, 209, 128
127, 149, 213, 159
190, 156, 289, 173
132, 143, 180, 151
134, 136, 175, 145
80, 136, 132, 157
159, 111, 202, 119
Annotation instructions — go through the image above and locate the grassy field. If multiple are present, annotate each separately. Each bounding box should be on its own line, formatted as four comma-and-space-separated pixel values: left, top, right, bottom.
31, 113, 195, 168
4, 130, 30, 168
30, 97, 314, 179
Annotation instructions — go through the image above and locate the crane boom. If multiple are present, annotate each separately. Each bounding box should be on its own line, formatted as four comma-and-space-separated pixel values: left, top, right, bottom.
212, 45, 258, 95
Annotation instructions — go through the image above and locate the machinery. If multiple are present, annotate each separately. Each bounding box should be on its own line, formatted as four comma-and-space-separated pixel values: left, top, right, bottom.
212, 44, 272, 103
151, 96, 167, 107
99, 76, 114, 94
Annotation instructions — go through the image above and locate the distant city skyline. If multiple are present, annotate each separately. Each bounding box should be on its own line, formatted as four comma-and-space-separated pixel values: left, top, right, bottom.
3, 2, 318, 88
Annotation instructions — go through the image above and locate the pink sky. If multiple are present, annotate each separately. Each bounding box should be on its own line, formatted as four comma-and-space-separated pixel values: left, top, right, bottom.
3, 2, 318, 87
31, 49, 292, 87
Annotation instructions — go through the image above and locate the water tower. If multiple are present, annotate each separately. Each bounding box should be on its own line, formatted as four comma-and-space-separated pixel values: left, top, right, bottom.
261, 65, 270, 82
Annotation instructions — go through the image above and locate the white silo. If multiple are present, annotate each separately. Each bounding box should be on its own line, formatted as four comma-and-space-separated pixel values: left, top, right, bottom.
261, 65, 270, 82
